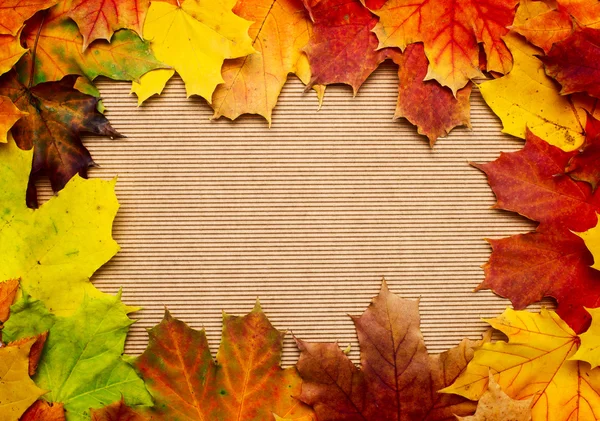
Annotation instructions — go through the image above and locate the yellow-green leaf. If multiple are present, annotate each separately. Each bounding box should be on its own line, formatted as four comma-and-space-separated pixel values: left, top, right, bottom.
0, 135, 119, 316
134, 0, 254, 103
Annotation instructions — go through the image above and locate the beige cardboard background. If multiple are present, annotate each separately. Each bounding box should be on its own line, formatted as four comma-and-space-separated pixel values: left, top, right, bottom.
38, 62, 549, 365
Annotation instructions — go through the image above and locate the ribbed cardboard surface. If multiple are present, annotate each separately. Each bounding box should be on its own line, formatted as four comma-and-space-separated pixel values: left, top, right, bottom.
38, 62, 549, 364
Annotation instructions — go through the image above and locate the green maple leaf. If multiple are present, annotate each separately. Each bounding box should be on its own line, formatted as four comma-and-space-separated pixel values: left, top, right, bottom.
6, 292, 152, 421
0, 137, 119, 316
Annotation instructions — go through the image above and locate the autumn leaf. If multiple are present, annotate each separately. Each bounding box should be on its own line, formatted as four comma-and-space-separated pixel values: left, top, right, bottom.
479, 33, 597, 152
133, 304, 314, 421
566, 112, 600, 190
2, 293, 56, 344
512, 0, 600, 53
8, 293, 151, 421
132, 0, 254, 103
443, 308, 600, 421
300, 0, 387, 93
8, 332, 49, 376
18, 2, 164, 87
0, 137, 120, 316
540, 28, 600, 99
389, 44, 471, 145
0, 32, 27, 77
0, 0, 58, 35
0, 278, 19, 323
0, 95, 26, 143
0, 71, 119, 203
21, 401, 66, 421
0, 338, 46, 421
457, 374, 532, 421
211, 0, 317, 124
67, 0, 149, 50
90, 398, 147, 421
296, 281, 483, 421
367, 0, 518, 94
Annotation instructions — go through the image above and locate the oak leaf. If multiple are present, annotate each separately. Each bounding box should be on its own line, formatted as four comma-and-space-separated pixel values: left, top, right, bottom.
0, 137, 120, 316
0, 338, 46, 421
133, 304, 314, 421
389, 44, 471, 145
21, 401, 66, 421
0, 95, 26, 143
474, 125, 600, 332
479, 33, 597, 152
211, 0, 317, 124
0, 71, 119, 203
540, 28, 600, 99
0, 0, 58, 36
300, 0, 387, 93
457, 374, 532, 421
367, 0, 518, 94
90, 398, 147, 421
512, 0, 600, 52
8, 293, 152, 421
131, 0, 254, 103
296, 281, 484, 421
0, 278, 19, 323
18, 2, 163, 87
67, 0, 149, 50
443, 308, 600, 421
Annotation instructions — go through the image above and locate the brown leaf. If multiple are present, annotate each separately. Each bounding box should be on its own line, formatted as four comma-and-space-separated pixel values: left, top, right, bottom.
0, 278, 19, 323
296, 281, 483, 421
90, 398, 147, 421
20, 400, 66, 421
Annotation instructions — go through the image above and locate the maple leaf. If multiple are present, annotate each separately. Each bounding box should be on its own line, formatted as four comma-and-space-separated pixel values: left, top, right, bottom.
300, 0, 387, 93
566, 113, 600, 190
0, 32, 27, 77
131, 0, 254, 104
0, 71, 119, 203
67, 0, 149, 50
211, 0, 317, 124
539, 28, 600, 99
366, 0, 518, 94
0, 0, 58, 35
295, 281, 484, 421
479, 33, 598, 152
7, 293, 152, 421
572, 308, 600, 369
474, 125, 600, 332
18, 2, 164, 87
0, 137, 120, 316
512, 0, 600, 53
0, 338, 46, 421
0, 95, 26, 143
457, 374, 532, 421
389, 44, 471, 145
90, 398, 147, 421
21, 401, 66, 421
133, 304, 315, 421
443, 308, 600, 421
0, 278, 19, 323
8, 333, 49, 376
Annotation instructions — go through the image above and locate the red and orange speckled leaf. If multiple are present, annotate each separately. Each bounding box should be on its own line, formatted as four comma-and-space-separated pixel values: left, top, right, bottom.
21, 401, 66, 421
17, 3, 163, 87
8, 332, 48, 376
301, 0, 388, 93
567, 114, 600, 190
368, 0, 518, 94
389, 44, 471, 145
133, 306, 314, 421
0, 278, 19, 323
296, 281, 482, 421
90, 398, 148, 421
474, 129, 600, 332
0, 0, 58, 36
68, 0, 149, 50
0, 71, 120, 206
512, 0, 600, 52
540, 28, 600, 99
211, 0, 316, 124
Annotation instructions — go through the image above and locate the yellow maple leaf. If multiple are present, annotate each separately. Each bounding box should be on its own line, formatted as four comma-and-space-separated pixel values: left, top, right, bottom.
0, 32, 26, 77
479, 33, 591, 152
576, 217, 600, 271
0, 338, 46, 421
211, 0, 316, 125
132, 0, 254, 103
442, 308, 600, 421
572, 308, 600, 370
